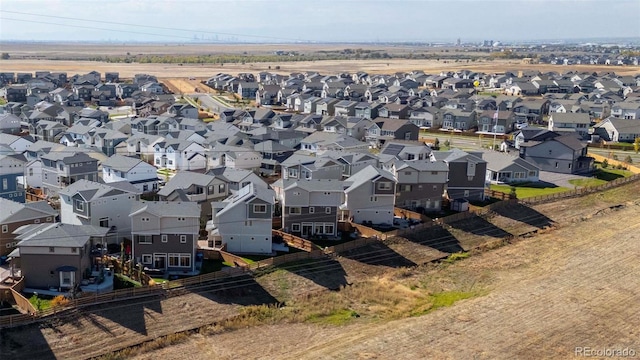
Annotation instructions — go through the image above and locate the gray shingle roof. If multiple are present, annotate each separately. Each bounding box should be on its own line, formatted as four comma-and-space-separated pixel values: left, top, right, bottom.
129, 201, 200, 218
101, 154, 146, 173
59, 179, 140, 200
0, 198, 57, 224
344, 165, 395, 192
156, 171, 217, 197
15, 223, 109, 248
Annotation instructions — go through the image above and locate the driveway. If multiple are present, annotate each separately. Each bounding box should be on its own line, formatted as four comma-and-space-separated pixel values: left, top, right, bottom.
538, 171, 593, 189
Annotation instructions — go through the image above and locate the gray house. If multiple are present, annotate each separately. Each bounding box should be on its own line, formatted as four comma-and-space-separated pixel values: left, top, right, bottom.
393, 159, 449, 212
518, 134, 593, 174
41, 152, 99, 198
279, 179, 343, 239
0, 199, 58, 257
433, 149, 487, 201
12, 223, 110, 291
130, 201, 200, 274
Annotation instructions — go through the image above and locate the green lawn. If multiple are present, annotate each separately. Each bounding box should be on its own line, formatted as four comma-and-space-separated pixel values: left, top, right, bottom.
595, 167, 633, 180
490, 183, 570, 199
568, 178, 606, 187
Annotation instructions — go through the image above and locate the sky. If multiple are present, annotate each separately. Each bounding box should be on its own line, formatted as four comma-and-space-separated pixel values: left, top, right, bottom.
0, 0, 639, 43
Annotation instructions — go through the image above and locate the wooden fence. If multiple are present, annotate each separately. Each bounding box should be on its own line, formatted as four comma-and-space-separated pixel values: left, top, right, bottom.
521, 173, 640, 205
272, 229, 315, 252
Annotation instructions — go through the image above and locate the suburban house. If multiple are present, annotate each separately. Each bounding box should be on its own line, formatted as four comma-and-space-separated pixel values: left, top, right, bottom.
157, 171, 229, 218
207, 183, 275, 254
441, 109, 476, 130
279, 179, 343, 239
341, 165, 396, 226
0, 199, 57, 256
518, 134, 593, 174
40, 151, 99, 198
477, 110, 516, 134
0, 153, 26, 203
433, 149, 487, 201
592, 117, 640, 142
101, 154, 159, 192
548, 113, 592, 139
610, 102, 640, 119
280, 153, 343, 180
58, 180, 141, 243
482, 151, 540, 184
153, 140, 206, 171
299, 131, 369, 155
0, 113, 22, 134
11, 223, 110, 292
392, 159, 449, 212
513, 99, 550, 123
205, 167, 268, 193
0, 133, 34, 153
130, 201, 200, 274
366, 119, 420, 148
206, 143, 262, 172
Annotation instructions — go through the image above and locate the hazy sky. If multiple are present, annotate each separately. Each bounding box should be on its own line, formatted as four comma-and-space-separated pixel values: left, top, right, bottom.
0, 0, 638, 43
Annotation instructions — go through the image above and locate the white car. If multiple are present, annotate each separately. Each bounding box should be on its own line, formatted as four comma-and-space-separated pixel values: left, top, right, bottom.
516, 122, 528, 130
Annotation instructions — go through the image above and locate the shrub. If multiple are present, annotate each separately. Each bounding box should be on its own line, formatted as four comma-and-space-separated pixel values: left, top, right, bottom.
51, 295, 70, 308
602, 159, 609, 168
625, 155, 633, 164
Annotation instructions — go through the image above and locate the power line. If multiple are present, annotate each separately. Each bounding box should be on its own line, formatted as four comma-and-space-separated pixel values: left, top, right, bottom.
0, 10, 308, 43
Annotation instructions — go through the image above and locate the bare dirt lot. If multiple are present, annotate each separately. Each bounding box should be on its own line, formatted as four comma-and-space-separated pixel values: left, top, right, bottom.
132, 201, 640, 360
3, 180, 639, 360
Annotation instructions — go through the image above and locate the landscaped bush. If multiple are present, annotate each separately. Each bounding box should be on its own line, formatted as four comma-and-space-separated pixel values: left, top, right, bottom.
51, 295, 70, 308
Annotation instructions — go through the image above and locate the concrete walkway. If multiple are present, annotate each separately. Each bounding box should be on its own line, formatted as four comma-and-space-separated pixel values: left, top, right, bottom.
538, 171, 593, 189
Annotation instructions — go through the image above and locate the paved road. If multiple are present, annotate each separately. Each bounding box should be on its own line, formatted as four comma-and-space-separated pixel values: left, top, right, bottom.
194, 94, 233, 114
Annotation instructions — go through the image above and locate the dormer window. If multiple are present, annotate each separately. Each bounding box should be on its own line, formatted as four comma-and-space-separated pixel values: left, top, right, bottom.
377, 182, 392, 191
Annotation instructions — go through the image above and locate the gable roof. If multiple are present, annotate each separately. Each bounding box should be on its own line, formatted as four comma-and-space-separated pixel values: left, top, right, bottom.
0, 199, 57, 224
15, 223, 109, 248
101, 154, 147, 173
344, 165, 395, 192
156, 171, 218, 197
59, 179, 141, 200
129, 201, 200, 218
482, 151, 539, 172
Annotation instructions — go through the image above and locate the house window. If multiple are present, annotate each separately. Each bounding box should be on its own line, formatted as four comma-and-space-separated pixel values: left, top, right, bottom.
514, 172, 526, 179
29, 168, 33, 176
528, 170, 537, 177
253, 204, 267, 213
34, 219, 40, 224
138, 235, 152, 244
2, 179, 7, 190
180, 235, 187, 243
370, 196, 378, 202
161, 234, 168, 243
291, 223, 300, 232
401, 185, 411, 192
324, 223, 334, 235
288, 168, 298, 178
180, 255, 191, 268
177, 217, 185, 221
325, 207, 331, 214
404, 171, 412, 175
377, 182, 392, 190
309, 207, 315, 214
245, 220, 253, 226
1, 225, 8, 233
71, 247, 77, 253
75, 200, 84, 211
141, 217, 150, 222
99, 217, 109, 228
142, 254, 152, 264
169, 253, 191, 268
155, 159, 160, 165
289, 207, 301, 214
218, 184, 226, 193
464, 190, 470, 198
169, 254, 179, 267
555, 162, 559, 168
49, 247, 55, 253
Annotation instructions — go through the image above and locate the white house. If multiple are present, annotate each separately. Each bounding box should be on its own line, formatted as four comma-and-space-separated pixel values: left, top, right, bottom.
153, 140, 206, 171
341, 165, 396, 226
0, 133, 33, 153
207, 183, 275, 255
206, 143, 262, 171
58, 180, 141, 243
101, 154, 159, 192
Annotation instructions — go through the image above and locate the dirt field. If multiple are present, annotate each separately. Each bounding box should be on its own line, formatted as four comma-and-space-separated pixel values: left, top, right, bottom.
132, 202, 640, 360
1, 58, 638, 79
2, 181, 639, 360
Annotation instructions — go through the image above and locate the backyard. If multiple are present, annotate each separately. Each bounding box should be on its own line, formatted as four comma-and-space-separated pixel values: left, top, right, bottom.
490, 182, 569, 199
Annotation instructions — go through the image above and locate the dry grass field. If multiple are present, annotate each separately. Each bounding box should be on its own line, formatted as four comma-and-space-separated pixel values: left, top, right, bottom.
1, 43, 638, 78
2, 180, 640, 360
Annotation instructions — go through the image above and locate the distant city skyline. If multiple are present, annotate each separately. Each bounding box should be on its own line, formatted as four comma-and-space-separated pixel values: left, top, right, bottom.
0, 0, 639, 43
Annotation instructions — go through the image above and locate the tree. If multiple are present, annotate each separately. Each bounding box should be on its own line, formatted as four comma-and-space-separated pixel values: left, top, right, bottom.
434, 138, 440, 149
0, 53, 9, 60
634, 138, 640, 154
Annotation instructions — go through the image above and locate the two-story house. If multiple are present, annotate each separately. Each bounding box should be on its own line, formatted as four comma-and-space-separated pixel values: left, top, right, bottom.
366, 118, 420, 148
130, 201, 200, 274
279, 179, 343, 239
157, 171, 229, 219
518, 134, 593, 174
592, 117, 640, 143
393, 159, 449, 212
548, 113, 591, 139
441, 109, 477, 130
101, 154, 159, 193
0, 199, 57, 256
0, 154, 26, 203
433, 149, 487, 201
153, 140, 206, 171
59, 180, 141, 243
41, 152, 99, 198
341, 165, 396, 226
11, 223, 110, 292
207, 183, 275, 254
477, 110, 517, 134
280, 153, 343, 180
